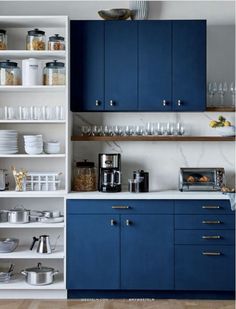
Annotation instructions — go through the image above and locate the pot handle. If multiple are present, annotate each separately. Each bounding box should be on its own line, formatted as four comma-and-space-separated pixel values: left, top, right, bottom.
52, 270, 59, 276
21, 271, 27, 276
30, 236, 39, 250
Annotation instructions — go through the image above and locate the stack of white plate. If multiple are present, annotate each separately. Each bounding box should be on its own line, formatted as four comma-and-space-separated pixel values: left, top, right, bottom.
0, 130, 18, 154
24, 135, 43, 155
44, 141, 60, 154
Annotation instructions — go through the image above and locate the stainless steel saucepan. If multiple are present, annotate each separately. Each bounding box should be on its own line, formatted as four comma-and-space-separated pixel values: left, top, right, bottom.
21, 262, 59, 285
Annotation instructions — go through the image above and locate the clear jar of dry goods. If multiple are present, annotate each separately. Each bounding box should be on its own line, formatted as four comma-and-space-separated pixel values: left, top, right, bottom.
0, 60, 21, 85
43, 60, 65, 85
73, 160, 96, 192
27, 28, 46, 50
48, 34, 65, 51
0, 30, 7, 50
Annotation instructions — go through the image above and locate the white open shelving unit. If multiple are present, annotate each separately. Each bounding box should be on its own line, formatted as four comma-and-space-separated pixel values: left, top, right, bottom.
0, 16, 69, 299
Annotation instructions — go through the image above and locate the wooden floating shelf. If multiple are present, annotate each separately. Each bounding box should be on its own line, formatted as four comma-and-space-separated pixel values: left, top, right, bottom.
206, 107, 235, 112
71, 136, 235, 142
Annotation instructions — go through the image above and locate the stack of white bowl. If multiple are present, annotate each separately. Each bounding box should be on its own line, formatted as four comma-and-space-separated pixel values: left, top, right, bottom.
24, 135, 43, 155
0, 130, 18, 154
44, 141, 60, 154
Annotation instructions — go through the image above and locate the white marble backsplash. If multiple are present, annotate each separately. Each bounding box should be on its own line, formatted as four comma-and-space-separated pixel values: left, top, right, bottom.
73, 112, 235, 191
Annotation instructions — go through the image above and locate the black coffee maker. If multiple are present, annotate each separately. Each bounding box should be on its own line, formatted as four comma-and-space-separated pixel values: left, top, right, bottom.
98, 153, 121, 192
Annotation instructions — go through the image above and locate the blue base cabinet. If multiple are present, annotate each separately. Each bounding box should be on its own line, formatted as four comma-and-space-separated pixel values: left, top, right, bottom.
67, 199, 234, 298
70, 20, 206, 112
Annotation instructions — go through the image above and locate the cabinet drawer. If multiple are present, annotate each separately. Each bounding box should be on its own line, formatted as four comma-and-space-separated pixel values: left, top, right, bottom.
67, 199, 173, 214
175, 229, 235, 245
175, 215, 235, 229
175, 245, 235, 291
175, 200, 232, 214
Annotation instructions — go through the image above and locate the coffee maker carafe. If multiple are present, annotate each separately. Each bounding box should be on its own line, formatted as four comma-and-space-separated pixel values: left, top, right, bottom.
98, 154, 121, 192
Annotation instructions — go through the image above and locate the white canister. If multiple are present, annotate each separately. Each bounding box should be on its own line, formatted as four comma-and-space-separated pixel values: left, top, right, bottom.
22, 58, 43, 86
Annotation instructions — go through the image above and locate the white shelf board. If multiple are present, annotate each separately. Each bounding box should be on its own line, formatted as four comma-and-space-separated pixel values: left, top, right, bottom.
0, 222, 64, 228
0, 16, 67, 28
0, 246, 64, 259
0, 86, 66, 92
0, 275, 65, 290
0, 154, 66, 158
0, 120, 65, 124
0, 190, 66, 198
0, 50, 65, 60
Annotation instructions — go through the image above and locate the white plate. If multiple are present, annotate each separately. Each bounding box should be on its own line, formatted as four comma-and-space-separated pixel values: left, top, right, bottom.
215, 126, 235, 137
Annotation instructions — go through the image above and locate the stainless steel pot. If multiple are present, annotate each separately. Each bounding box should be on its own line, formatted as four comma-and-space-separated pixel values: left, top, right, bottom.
21, 262, 59, 285
7, 206, 30, 224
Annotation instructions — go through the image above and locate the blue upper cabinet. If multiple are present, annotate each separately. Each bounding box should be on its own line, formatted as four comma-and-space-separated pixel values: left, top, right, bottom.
70, 21, 105, 111
172, 20, 206, 111
70, 20, 206, 112
105, 21, 138, 111
138, 21, 172, 111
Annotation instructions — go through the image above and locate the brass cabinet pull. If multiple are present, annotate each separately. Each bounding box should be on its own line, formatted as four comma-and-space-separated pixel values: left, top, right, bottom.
110, 219, 116, 226
202, 220, 221, 224
112, 206, 130, 209
202, 252, 221, 256
202, 235, 221, 239
202, 206, 220, 209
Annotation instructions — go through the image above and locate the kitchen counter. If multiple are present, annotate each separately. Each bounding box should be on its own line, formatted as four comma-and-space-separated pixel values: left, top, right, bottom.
67, 190, 229, 200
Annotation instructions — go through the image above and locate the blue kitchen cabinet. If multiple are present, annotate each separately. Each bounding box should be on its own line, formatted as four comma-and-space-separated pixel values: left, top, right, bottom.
121, 214, 174, 289
172, 20, 206, 111
67, 214, 120, 289
70, 21, 137, 111
138, 21, 172, 111
175, 200, 235, 291
70, 21, 105, 111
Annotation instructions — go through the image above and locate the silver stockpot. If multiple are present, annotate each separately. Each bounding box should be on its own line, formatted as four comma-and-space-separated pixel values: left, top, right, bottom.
21, 262, 59, 285
6, 206, 30, 224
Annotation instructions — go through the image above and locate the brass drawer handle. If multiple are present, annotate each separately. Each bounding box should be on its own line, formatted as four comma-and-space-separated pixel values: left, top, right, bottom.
112, 206, 130, 209
202, 235, 221, 239
202, 252, 221, 256
202, 220, 221, 224
202, 206, 220, 209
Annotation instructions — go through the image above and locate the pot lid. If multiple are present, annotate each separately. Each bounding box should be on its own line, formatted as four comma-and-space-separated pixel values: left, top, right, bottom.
28, 28, 45, 36
9, 206, 29, 212
76, 160, 95, 168
24, 263, 54, 273
49, 34, 64, 42
45, 60, 65, 68
0, 60, 18, 68
0, 29, 6, 35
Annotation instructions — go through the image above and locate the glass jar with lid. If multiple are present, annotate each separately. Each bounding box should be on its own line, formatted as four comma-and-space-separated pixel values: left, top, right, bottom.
73, 160, 97, 192
0, 60, 21, 85
43, 60, 65, 85
48, 34, 65, 51
0, 30, 7, 50
26, 28, 46, 50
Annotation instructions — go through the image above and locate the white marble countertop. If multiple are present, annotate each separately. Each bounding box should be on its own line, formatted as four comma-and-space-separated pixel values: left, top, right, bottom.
67, 190, 229, 200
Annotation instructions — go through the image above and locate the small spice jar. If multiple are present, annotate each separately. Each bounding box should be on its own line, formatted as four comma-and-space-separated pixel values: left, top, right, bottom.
26, 28, 46, 50
48, 34, 65, 51
43, 60, 65, 85
0, 30, 7, 50
0, 60, 21, 85
73, 160, 96, 192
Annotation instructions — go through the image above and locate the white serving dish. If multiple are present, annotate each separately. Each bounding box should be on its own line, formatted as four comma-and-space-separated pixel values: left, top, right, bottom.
215, 126, 235, 136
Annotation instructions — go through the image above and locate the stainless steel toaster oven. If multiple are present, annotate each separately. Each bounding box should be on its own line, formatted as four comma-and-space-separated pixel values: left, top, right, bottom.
179, 168, 225, 191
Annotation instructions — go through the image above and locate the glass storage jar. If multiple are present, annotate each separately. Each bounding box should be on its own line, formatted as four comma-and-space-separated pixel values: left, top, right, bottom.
73, 160, 96, 192
43, 60, 65, 85
26, 28, 46, 50
0, 30, 7, 50
0, 60, 21, 85
48, 34, 65, 51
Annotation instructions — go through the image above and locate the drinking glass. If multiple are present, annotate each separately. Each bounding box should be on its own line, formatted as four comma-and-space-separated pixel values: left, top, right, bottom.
92, 125, 102, 136
145, 122, 154, 135
134, 125, 144, 136
176, 123, 185, 135
230, 82, 236, 107
0, 107, 4, 120
22, 107, 31, 120
218, 81, 228, 107
166, 122, 174, 135
208, 82, 217, 107
81, 125, 91, 136
114, 125, 123, 136
125, 125, 134, 136
7, 107, 18, 120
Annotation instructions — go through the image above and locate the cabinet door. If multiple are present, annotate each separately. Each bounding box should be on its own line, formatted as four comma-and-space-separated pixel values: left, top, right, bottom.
70, 21, 104, 111
67, 214, 120, 289
121, 214, 174, 290
139, 21, 172, 111
105, 21, 138, 111
172, 20, 206, 111
175, 245, 235, 290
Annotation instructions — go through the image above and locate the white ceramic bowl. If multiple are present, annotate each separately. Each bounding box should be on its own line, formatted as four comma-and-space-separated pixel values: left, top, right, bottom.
215, 126, 235, 137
